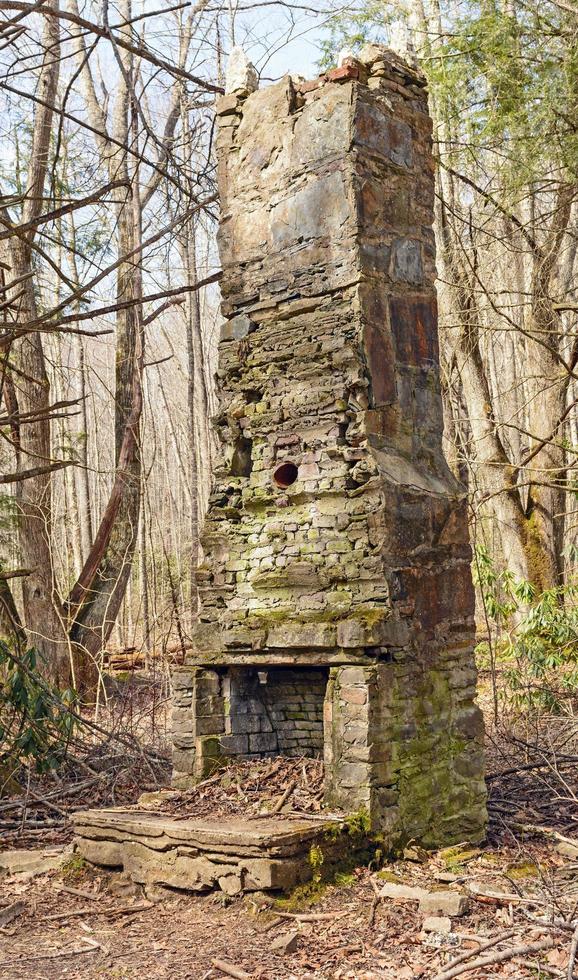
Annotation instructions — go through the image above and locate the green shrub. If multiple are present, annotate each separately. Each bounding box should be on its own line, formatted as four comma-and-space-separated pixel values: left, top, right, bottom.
0, 640, 77, 774
474, 546, 578, 712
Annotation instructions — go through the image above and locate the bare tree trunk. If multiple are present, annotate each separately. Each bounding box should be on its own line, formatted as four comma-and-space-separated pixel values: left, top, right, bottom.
523, 182, 576, 588
139, 467, 150, 654
180, 99, 211, 623
2, 1, 71, 684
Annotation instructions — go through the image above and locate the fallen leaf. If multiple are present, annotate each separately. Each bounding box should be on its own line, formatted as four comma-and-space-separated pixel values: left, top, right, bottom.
546, 947, 568, 968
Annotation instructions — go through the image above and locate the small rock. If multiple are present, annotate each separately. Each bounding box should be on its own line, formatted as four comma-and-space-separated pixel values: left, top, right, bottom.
466, 880, 511, 902
435, 871, 463, 883
359, 42, 387, 66
144, 883, 178, 903
218, 872, 243, 896
403, 842, 429, 863
271, 930, 299, 954
247, 890, 275, 908
422, 915, 452, 934
380, 881, 428, 901
108, 874, 141, 899
0, 901, 25, 927
556, 840, 578, 860
137, 790, 179, 807
423, 931, 461, 949
419, 891, 469, 917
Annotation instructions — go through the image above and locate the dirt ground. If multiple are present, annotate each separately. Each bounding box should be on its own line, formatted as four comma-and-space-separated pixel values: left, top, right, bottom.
0, 832, 576, 979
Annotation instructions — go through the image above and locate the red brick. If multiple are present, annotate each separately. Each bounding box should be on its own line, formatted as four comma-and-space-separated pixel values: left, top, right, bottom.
327, 64, 359, 83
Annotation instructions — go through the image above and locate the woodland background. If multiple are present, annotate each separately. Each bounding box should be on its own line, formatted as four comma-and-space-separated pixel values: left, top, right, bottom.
0, 0, 576, 711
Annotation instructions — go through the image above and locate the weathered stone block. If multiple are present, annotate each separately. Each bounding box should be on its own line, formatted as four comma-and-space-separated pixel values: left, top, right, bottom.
267, 623, 336, 649
249, 732, 278, 753
354, 100, 413, 168
219, 733, 249, 755
391, 238, 423, 283
419, 891, 469, 917
75, 838, 123, 868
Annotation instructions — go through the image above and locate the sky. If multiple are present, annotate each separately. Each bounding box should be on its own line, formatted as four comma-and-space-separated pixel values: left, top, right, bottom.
224, 1, 347, 81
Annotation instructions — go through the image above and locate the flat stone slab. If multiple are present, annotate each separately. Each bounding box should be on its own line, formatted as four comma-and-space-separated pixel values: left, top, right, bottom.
0, 847, 68, 877
73, 808, 344, 894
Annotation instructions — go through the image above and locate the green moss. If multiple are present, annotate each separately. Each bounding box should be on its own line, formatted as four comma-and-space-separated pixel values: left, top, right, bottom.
334, 871, 356, 886
523, 509, 556, 592
59, 854, 88, 880
376, 869, 403, 883
438, 844, 480, 867
275, 878, 329, 911
344, 809, 371, 836
324, 808, 370, 842
507, 861, 539, 880
277, 842, 365, 911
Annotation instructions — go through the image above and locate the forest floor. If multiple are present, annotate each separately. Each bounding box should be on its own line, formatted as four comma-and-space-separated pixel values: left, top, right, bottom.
1, 671, 577, 980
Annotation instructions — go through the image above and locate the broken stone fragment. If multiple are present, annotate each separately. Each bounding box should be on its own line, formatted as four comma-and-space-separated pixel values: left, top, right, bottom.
137, 789, 180, 807
108, 873, 141, 898
0, 847, 68, 876
379, 881, 428, 901
422, 915, 452, 934
220, 314, 254, 342
225, 46, 258, 97
556, 839, 578, 859
380, 881, 468, 917
358, 43, 386, 65
218, 871, 244, 895
418, 891, 469, 917
271, 930, 300, 954
76, 837, 124, 868
215, 93, 242, 116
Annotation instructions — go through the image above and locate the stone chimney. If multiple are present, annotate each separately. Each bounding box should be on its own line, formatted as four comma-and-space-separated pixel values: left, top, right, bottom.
171, 47, 487, 848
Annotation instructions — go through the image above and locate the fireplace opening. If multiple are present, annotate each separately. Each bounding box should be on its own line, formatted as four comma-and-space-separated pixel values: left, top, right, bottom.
220, 666, 328, 760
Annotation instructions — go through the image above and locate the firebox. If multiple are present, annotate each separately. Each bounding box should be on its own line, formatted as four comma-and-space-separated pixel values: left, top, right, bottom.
171, 45, 488, 848
207, 666, 327, 760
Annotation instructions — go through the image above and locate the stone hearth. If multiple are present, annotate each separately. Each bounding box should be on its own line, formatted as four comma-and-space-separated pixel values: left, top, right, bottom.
72, 810, 345, 895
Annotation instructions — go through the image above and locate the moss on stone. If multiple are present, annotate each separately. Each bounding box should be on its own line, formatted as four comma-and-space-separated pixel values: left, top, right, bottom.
507, 861, 539, 880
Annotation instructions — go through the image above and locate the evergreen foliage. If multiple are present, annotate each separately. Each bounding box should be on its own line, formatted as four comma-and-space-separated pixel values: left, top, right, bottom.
0, 641, 77, 774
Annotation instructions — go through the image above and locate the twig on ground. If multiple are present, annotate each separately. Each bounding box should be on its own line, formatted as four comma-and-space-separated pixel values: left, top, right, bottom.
270, 779, 297, 815
43, 908, 99, 921
433, 936, 556, 980
567, 922, 578, 979
211, 958, 252, 979
368, 875, 382, 926
55, 885, 100, 900
432, 928, 516, 976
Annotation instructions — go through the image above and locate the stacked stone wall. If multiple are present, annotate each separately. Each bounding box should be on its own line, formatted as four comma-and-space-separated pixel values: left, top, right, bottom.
171, 665, 327, 778
171, 45, 488, 848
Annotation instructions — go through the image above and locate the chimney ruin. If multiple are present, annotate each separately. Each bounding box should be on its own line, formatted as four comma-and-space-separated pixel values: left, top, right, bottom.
171, 46, 487, 848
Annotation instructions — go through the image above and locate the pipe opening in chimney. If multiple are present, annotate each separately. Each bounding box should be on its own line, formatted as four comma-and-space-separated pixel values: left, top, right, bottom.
273, 461, 298, 489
